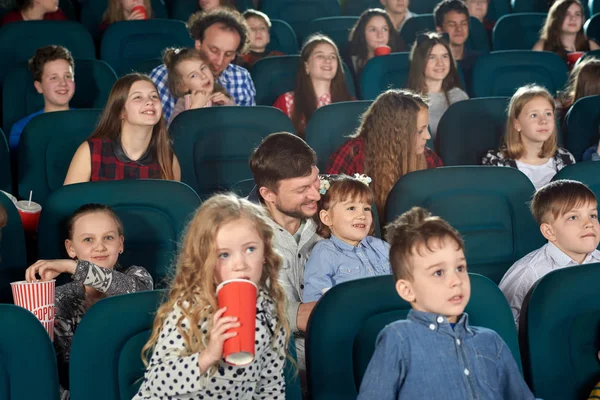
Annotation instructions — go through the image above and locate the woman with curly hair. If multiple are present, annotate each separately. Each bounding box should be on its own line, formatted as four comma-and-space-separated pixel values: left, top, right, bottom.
533, 0, 599, 62
273, 34, 353, 137
135, 193, 291, 399
348, 8, 405, 75
326, 89, 443, 218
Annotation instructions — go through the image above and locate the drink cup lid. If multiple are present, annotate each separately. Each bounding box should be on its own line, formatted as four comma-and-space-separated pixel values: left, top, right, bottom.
15, 200, 42, 212
216, 278, 257, 294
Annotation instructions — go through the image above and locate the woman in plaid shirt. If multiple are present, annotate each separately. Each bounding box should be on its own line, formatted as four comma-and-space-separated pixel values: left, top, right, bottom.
326, 89, 443, 218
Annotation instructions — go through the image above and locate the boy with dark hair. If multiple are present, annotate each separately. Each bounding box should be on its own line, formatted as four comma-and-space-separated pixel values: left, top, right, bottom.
9, 45, 75, 152
500, 179, 600, 324
358, 207, 534, 399
241, 9, 284, 68
434, 0, 481, 87
150, 8, 256, 121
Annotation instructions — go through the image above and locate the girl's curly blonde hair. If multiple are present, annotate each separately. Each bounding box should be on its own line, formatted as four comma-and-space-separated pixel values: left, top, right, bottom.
142, 193, 290, 365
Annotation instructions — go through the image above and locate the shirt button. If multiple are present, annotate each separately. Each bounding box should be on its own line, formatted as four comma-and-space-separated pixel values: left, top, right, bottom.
464, 368, 470, 376
297, 254, 301, 259
437, 316, 444, 323
429, 324, 435, 331
456, 339, 461, 346
300, 284, 304, 290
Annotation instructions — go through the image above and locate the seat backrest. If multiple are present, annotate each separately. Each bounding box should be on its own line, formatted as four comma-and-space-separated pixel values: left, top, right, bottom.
101, 19, 194, 76
385, 166, 544, 283
80, 0, 168, 39
564, 95, 600, 161
511, 0, 549, 12
341, 0, 381, 16
586, 14, 600, 50
0, 130, 10, 193
399, 14, 435, 48
0, 304, 60, 400
520, 263, 600, 400
493, 13, 547, 50
359, 52, 410, 100
18, 109, 102, 206
305, 16, 359, 55
268, 19, 300, 54
38, 180, 200, 286
170, 106, 295, 198
169, 0, 198, 21
0, 193, 26, 303
552, 162, 600, 198
251, 55, 355, 105
307, 273, 522, 400
69, 289, 302, 400
471, 50, 569, 97
466, 16, 491, 53
437, 97, 510, 165
261, 0, 341, 44
305, 100, 372, 170
487, 0, 512, 22
3, 59, 117, 134
0, 21, 95, 86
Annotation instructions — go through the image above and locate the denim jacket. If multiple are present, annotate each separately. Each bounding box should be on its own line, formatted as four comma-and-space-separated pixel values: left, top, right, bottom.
358, 310, 535, 400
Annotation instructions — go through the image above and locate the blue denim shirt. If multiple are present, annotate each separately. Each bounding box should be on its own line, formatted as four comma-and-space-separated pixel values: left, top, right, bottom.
303, 235, 390, 302
358, 310, 535, 400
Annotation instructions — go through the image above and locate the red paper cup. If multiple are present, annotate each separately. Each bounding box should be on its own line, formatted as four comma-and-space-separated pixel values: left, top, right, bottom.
216, 279, 257, 365
132, 5, 148, 19
11, 280, 56, 341
374, 45, 391, 56
567, 51, 585, 66
15, 200, 42, 235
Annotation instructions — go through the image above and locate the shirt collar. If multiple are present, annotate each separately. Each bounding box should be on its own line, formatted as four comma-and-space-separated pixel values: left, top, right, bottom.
217, 63, 236, 83
407, 309, 472, 337
111, 139, 154, 166
545, 241, 600, 267
330, 234, 368, 251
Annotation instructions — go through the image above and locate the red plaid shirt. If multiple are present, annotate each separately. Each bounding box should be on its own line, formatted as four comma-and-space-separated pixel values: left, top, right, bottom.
89, 138, 162, 181
325, 136, 443, 175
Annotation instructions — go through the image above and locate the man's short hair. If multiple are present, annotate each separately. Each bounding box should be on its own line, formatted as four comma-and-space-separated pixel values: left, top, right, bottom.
531, 179, 598, 225
385, 207, 464, 281
249, 132, 317, 193
242, 9, 272, 28
188, 8, 250, 54
434, 0, 470, 28
28, 45, 75, 82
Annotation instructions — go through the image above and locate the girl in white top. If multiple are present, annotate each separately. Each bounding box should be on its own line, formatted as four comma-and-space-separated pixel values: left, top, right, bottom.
134, 194, 290, 399
482, 85, 575, 190
406, 32, 469, 139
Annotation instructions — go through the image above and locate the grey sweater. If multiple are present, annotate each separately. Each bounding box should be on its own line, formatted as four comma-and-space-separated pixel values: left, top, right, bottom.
428, 87, 469, 140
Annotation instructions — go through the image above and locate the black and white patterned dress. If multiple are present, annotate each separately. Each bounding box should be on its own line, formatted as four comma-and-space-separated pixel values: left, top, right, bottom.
134, 289, 287, 400
55, 260, 153, 399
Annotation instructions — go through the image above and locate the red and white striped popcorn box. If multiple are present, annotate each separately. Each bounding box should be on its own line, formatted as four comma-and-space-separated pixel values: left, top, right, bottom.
11, 280, 56, 341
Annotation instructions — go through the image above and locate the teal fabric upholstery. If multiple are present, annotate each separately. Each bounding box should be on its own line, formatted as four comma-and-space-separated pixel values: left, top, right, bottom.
471, 50, 569, 97
590, 0, 600, 16
305, 16, 359, 55
359, 52, 410, 100
18, 109, 102, 206
510, 0, 549, 12
268, 20, 300, 54
0, 304, 60, 400
520, 263, 600, 400
306, 274, 522, 400
0, 21, 95, 86
132, 58, 162, 75
3, 59, 117, 133
340, 0, 381, 16
0, 130, 10, 193
399, 14, 434, 48
69, 289, 302, 400
585, 13, 600, 45
169, 0, 198, 21
261, 0, 341, 44
37, 180, 200, 286
385, 166, 544, 283
493, 13, 547, 50
80, 0, 168, 40
170, 106, 295, 198
564, 95, 600, 161
436, 97, 510, 165
552, 162, 600, 199
0, 193, 26, 303
100, 19, 193, 76
487, 0, 512, 22
251, 55, 355, 105
305, 100, 372, 170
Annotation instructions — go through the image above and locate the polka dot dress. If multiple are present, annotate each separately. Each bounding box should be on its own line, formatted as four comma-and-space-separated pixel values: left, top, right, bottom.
133, 290, 287, 399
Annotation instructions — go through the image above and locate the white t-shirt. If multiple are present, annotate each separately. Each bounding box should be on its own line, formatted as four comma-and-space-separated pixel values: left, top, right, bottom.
515, 158, 556, 190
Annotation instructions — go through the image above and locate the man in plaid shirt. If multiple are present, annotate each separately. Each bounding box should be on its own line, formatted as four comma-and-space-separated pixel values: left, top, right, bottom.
151, 8, 256, 121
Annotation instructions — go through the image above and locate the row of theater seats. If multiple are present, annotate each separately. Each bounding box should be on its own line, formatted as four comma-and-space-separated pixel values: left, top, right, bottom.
3, 94, 600, 207
2, 223, 598, 400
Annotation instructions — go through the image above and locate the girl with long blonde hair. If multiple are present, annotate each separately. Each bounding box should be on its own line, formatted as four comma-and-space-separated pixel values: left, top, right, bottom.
482, 85, 575, 189
326, 89, 443, 219
134, 193, 290, 399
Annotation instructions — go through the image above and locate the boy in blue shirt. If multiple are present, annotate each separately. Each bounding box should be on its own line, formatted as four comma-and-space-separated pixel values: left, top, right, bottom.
358, 206, 535, 399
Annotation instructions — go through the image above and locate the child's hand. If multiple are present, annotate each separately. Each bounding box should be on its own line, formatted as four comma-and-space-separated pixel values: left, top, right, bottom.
198, 307, 240, 373
210, 92, 235, 106
127, 9, 145, 20
189, 90, 211, 109
25, 259, 77, 282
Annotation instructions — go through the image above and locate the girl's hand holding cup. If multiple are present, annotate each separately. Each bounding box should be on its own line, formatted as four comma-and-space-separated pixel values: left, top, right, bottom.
25, 259, 77, 283
128, 5, 147, 20
198, 307, 240, 374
